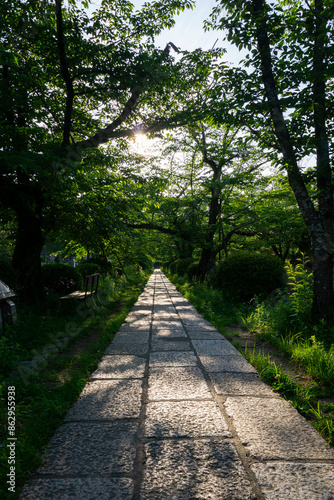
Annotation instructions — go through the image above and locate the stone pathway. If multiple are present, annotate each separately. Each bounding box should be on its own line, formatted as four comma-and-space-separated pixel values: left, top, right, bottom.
20, 270, 334, 499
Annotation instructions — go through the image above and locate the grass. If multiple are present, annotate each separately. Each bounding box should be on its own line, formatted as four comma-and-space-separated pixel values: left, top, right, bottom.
166, 270, 334, 448
0, 270, 148, 499
243, 346, 334, 447
166, 274, 249, 334
242, 309, 334, 389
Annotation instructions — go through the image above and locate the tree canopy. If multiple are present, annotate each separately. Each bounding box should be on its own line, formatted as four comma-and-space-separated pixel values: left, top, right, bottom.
1, 0, 333, 323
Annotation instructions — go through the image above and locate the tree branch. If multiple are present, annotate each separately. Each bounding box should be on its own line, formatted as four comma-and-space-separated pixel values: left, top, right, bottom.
224, 218, 261, 244
55, 0, 74, 147
127, 222, 177, 236
75, 42, 183, 150
252, 0, 316, 225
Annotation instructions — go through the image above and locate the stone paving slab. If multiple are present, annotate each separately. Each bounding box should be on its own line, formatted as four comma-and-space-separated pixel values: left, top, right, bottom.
141, 440, 256, 500
209, 372, 277, 397
174, 305, 196, 312
193, 339, 242, 355
153, 315, 179, 321
104, 341, 148, 355
20, 478, 134, 500
183, 319, 214, 327
185, 324, 219, 332
225, 396, 334, 460
151, 339, 192, 351
152, 320, 184, 329
112, 331, 150, 343
126, 310, 152, 318
199, 354, 258, 373
185, 330, 223, 340
177, 309, 202, 316
121, 319, 151, 326
151, 328, 187, 338
37, 422, 138, 475
149, 351, 198, 367
148, 366, 212, 400
251, 462, 334, 500
91, 355, 146, 379
65, 379, 143, 420
145, 401, 231, 438
130, 305, 152, 312
171, 300, 191, 307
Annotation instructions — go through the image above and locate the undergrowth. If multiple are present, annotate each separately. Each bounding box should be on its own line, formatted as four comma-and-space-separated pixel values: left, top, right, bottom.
0, 268, 148, 499
241, 255, 334, 388
166, 263, 334, 448
243, 346, 334, 447
0, 266, 146, 379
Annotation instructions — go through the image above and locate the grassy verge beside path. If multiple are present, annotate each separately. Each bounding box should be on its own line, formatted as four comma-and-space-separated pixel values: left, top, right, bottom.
0, 273, 148, 499
167, 273, 334, 448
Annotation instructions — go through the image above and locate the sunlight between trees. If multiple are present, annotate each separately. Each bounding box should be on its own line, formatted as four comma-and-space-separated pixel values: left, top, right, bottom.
0, 0, 333, 323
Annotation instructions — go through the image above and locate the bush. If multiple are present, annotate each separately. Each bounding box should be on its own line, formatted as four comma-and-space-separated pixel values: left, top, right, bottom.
75, 261, 103, 278
0, 255, 18, 290
186, 261, 200, 280
175, 258, 196, 276
168, 258, 197, 276
41, 264, 83, 295
244, 254, 314, 337
212, 252, 285, 301
168, 259, 179, 274
84, 257, 112, 273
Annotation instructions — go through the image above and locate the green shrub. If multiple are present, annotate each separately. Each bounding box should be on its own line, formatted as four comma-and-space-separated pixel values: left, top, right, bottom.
168, 260, 178, 274
134, 253, 154, 271
41, 264, 83, 294
243, 254, 313, 337
0, 255, 18, 290
187, 261, 200, 280
75, 261, 103, 278
84, 257, 112, 273
213, 252, 285, 301
175, 257, 196, 276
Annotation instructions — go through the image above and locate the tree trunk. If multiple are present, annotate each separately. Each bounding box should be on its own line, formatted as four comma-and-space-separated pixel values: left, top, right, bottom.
252, 0, 334, 322
197, 162, 221, 281
311, 231, 334, 320
12, 196, 45, 301
197, 246, 216, 280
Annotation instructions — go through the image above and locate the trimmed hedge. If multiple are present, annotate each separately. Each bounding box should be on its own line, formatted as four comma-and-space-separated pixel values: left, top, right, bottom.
75, 261, 103, 278
84, 257, 112, 273
186, 261, 200, 280
212, 252, 285, 301
41, 264, 83, 295
175, 258, 196, 276
169, 258, 196, 276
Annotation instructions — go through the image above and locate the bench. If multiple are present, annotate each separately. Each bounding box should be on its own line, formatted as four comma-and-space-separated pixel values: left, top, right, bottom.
58, 273, 100, 309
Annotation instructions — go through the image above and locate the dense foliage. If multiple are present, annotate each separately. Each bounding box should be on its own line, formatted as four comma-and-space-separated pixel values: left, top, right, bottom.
213, 252, 286, 301
41, 263, 83, 294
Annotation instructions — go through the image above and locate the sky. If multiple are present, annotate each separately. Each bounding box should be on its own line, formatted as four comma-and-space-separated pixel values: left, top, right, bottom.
133, 0, 246, 65
87, 0, 246, 65
151, 0, 246, 64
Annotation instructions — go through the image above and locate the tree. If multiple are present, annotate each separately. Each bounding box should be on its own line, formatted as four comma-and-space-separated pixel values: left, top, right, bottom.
124, 125, 267, 273
1, 0, 217, 299
249, 175, 311, 262
208, 0, 334, 320
186, 124, 264, 278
